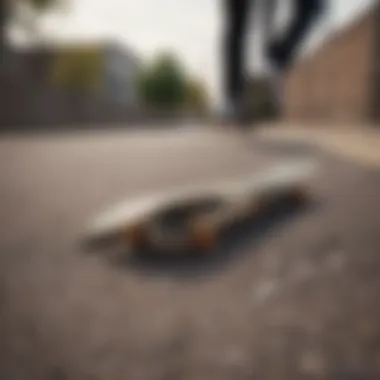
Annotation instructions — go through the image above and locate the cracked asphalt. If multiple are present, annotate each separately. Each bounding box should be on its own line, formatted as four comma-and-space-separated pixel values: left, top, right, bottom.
1, 126, 380, 380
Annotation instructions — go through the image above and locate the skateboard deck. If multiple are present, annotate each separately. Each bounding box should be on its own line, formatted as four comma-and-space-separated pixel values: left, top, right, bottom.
83, 160, 318, 252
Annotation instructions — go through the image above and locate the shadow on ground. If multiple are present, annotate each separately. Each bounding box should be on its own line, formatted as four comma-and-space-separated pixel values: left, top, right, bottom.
105, 198, 319, 279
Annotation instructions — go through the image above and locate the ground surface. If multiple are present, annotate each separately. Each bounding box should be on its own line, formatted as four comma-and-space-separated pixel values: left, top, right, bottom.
1, 125, 380, 379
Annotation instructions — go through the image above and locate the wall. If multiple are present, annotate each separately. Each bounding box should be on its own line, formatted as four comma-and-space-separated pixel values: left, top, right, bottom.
283, 6, 377, 123
0, 44, 184, 130
0, 79, 196, 130
0, 58, 195, 130
101, 43, 141, 104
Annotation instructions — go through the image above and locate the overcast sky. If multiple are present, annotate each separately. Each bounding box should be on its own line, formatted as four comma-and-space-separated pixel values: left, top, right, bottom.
31, 0, 376, 100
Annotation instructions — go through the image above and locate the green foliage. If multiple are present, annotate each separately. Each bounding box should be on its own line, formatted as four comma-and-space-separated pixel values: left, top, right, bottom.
26, 0, 62, 11
2, 0, 62, 31
137, 53, 188, 109
8, 0, 65, 42
51, 46, 103, 92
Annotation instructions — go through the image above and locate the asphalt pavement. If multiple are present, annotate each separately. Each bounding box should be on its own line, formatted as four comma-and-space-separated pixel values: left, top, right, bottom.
1, 126, 380, 380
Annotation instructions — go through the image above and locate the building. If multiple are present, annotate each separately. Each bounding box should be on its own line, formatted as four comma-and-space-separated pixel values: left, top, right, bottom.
0, 41, 143, 127
3, 46, 55, 84
9, 41, 141, 104
283, 2, 380, 123
101, 42, 141, 104
52, 41, 142, 105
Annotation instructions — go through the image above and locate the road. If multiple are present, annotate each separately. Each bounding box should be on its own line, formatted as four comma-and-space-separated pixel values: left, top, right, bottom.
1, 126, 380, 380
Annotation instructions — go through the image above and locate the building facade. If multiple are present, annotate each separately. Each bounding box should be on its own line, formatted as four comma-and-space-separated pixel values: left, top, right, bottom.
0, 41, 143, 127
101, 43, 141, 105
283, 2, 380, 123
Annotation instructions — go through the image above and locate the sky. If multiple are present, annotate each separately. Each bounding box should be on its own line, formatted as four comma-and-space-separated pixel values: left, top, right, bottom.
15, 0, 376, 101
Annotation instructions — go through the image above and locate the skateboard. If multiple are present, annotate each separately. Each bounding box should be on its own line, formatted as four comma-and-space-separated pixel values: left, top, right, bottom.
83, 160, 318, 253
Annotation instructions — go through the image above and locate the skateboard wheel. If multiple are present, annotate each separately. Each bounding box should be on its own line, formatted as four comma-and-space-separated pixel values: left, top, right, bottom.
121, 224, 145, 248
191, 222, 217, 251
291, 186, 310, 204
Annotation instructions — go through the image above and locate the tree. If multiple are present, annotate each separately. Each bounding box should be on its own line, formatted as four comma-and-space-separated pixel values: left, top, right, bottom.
2, 0, 63, 42
3, 0, 65, 46
27, 0, 62, 10
1, 0, 64, 74
17, 0, 64, 40
51, 46, 103, 93
137, 53, 188, 109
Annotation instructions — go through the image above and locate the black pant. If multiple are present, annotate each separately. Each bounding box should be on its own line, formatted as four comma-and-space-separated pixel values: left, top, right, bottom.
223, 0, 325, 104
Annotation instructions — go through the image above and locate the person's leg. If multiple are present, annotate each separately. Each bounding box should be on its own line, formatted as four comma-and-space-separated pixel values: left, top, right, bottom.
222, 0, 252, 118
268, 0, 326, 71
264, 0, 325, 117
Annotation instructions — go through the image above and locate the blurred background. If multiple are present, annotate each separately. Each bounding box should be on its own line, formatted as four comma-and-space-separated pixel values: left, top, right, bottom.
1, 0, 379, 127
